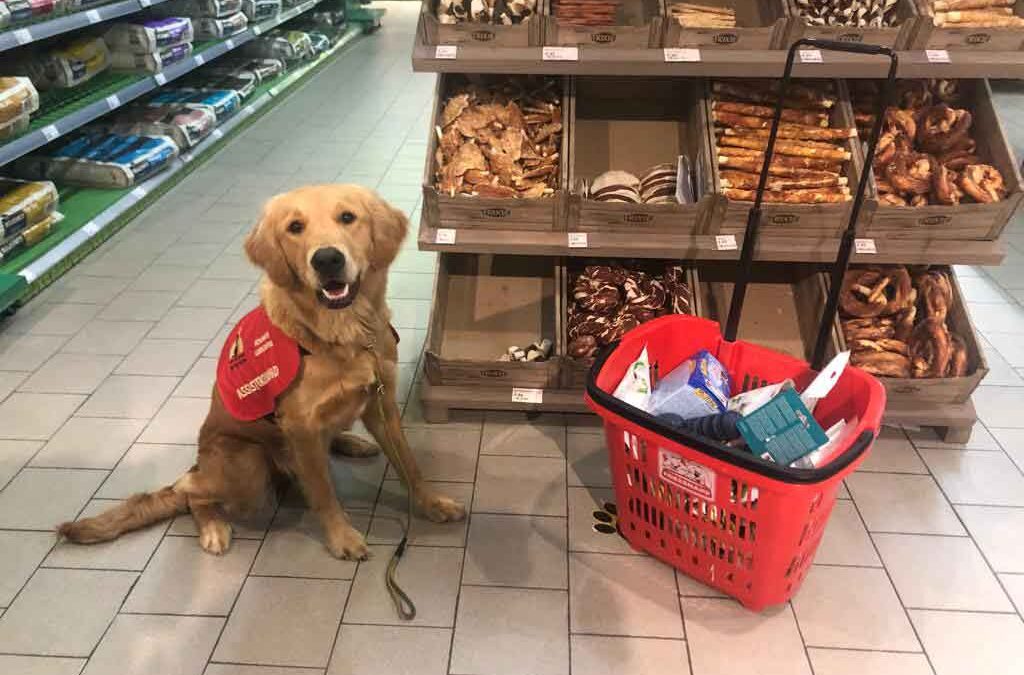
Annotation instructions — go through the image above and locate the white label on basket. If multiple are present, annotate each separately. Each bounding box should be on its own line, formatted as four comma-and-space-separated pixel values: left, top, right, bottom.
13, 29, 32, 45
86, 9, 101, 22
131, 186, 148, 199
926, 49, 950, 63
434, 228, 456, 245
567, 232, 588, 248
542, 46, 578, 61
105, 95, 120, 109
194, 53, 205, 65
435, 45, 458, 59
663, 48, 700, 62
854, 238, 877, 254
512, 387, 543, 404
715, 234, 737, 251
659, 448, 715, 501
155, 72, 168, 85
799, 49, 823, 63
41, 125, 59, 141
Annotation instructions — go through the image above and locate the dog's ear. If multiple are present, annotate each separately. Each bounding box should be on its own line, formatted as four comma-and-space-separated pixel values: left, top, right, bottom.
245, 196, 296, 288
365, 190, 408, 269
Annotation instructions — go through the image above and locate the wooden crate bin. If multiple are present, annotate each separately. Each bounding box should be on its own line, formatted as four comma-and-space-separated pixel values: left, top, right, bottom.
863, 80, 1023, 242
831, 266, 987, 404
546, 0, 663, 48
424, 253, 562, 388
911, 0, 1024, 50
784, 0, 918, 49
559, 258, 703, 389
569, 77, 715, 234
704, 80, 871, 238
422, 74, 570, 232
663, 0, 789, 50
695, 261, 841, 365
417, 0, 547, 46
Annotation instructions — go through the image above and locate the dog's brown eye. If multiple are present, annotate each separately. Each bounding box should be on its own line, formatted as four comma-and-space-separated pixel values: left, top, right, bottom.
287, 221, 304, 234
339, 211, 356, 225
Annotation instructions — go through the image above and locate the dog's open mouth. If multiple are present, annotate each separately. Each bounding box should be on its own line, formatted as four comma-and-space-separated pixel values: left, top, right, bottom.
317, 278, 360, 309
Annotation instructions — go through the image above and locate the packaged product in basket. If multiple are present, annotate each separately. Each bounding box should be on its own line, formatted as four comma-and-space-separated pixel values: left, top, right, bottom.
155, 0, 242, 17
612, 345, 652, 410
0, 212, 56, 263
147, 87, 241, 120
194, 11, 248, 39
0, 77, 39, 124
241, 0, 280, 22
16, 36, 110, 89
5, 0, 65, 25
0, 178, 58, 239
110, 42, 193, 73
736, 387, 829, 465
14, 131, 178, 188
103, 17, 195, 54
105, 103, 216, 150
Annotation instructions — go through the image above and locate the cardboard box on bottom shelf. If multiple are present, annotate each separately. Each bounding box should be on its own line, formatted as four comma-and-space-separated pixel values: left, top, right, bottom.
569, 77, 715, 234
560, 258, 703, 390
854, 79, 1023, 242
911, 0, 1024, 50
418, 0, 546, 46
663, 0, 788, 50
833, 265, 987, 404
704, 79, 872, 239
424, 253, 561, 388
423, 74, 570, 232
546, 0, 662, 48
785, 0, 918, 49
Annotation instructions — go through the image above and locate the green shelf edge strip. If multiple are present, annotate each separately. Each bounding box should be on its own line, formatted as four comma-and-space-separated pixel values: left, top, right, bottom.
3, 22, 367, 314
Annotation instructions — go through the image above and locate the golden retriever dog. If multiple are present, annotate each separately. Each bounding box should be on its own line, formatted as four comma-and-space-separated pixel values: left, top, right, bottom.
58, 185, 465, 559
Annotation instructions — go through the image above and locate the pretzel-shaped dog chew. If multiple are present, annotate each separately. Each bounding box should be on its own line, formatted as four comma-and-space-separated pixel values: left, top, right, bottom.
851, 349, 912, 378
917, 104, 973, 155
722, 187, 851, 203
885, 153, 933, 195
916, 269, 954, 322
717, 135, 852, 161
840, 266, 914, 318
711, 100, 829, 127
959, 164, 1008, 203
947, 333, 969, 377
910, 318, 953, 378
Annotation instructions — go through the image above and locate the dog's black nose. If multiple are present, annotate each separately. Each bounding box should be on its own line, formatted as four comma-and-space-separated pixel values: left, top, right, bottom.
311, 247, 345, 276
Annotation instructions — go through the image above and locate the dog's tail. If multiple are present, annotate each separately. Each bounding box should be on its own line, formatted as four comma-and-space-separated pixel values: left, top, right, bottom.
58, 482, 189, 544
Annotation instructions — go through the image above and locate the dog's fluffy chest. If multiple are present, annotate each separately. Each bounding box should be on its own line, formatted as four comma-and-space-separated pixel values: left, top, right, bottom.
277, 348, 379, 430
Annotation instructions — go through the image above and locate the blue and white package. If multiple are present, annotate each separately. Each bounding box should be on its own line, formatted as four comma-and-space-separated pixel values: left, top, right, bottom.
148, 88, 241, 121
15, 131, 178, 188
104, 17, 194, 54
649, 349, 731, 420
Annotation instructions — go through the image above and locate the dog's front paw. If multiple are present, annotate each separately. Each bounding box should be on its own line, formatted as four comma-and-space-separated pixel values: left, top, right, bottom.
326, 526, 370, 561
199, 520, 233, 555
417, 492, 467, 523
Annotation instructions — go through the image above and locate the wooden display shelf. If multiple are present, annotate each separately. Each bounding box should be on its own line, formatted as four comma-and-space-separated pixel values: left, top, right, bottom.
413, 42, 1024, 79
418, 221, 1007, 265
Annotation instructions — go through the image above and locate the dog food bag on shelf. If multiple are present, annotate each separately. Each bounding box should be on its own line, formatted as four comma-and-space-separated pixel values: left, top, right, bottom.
187, 72, 258, 99
104, 17, 195, 54
105, 103, 216, 150
194, 11, 248, 39
0, 178, 58, 239
156, 0, 242, 17
242, 30, 312, 61
241, 0, 280, 22
14, 131, 179, 188
203, 56, 285, 83
0, 3, 10, 29
5, 0, 66, 25
148, 87, 241, 121
110, 42, 194, 73
0, 212, 56, 263
0, 77, 39, 126
15, 37, 110, 90
307, 31, 331, 55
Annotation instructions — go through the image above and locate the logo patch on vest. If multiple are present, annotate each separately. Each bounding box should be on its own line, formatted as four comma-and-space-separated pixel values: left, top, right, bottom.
216, 307, 301, 421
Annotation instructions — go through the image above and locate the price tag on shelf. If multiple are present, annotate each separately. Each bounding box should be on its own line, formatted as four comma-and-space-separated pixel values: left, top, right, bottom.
663, 48, 700, 62
13, 28, 32, 45
139, 0, 153, 6
82, 221, 99, 236
225, 38, 236, 49
434, 45, 458, 60
854, 238, 877, 254
715, 234, 738, 251
268, 86, 280, 96
253, 24, 263, 35
799, 49, 823, 63
105, 95, 120, 109
211, 128, 224, 140
194, 53, 205, 65
542, 46, 578, 61
435, 228, 457, 245
131, 186, 148, 199
512, 387, 544, 404
155, 72, 168, 85
567, 232, 588, 248
925, 49, 950, 63
242, 105, 255, 116
41, 125, 59, 141
86, 9, 101, 22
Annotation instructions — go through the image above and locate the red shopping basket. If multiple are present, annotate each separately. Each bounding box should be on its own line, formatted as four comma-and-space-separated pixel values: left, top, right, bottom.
585, 314, 885, 610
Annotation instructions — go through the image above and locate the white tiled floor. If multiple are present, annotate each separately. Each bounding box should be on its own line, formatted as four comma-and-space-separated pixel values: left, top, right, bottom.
2, 4, 1024, 673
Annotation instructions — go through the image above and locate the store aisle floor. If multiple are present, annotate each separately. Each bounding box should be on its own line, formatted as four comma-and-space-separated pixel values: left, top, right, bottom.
1, 4, 1024, 673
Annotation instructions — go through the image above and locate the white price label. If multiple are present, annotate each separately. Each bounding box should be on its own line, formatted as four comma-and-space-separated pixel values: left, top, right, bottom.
854, 238, 877, 254
41, 125, 59, 141
715, 234, 738, 251
225, 38, 236, 49
139, 0, 152, 6
925, 49, 950, 63
567, 232, 588, 248
82, 221, 99, 236
211, 128, 224, 140
434, 228, 456, 245
243, 105, 255, 116
131, 187, 148, 199
663, 48, 700, 62
268, 86, 280, 96
155, 72, 168, 85
86, 9, 101, 22
799, 49, 823, 63
512, 387, 544, 404
194, 53, 205, 65
253, 24, 263, 35
434, 45, 458, 59
105, 95, 120, 109
542, 46, 578, 61
182, 151, 193, 163
13, 28, 32, 45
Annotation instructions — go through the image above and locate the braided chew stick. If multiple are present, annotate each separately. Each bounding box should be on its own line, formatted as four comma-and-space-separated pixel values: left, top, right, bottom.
719, 170, 847, 190
712, 100, 829, 127
717, 134, 852, 160
723, 187, 851, 203
718, 151, 844, 172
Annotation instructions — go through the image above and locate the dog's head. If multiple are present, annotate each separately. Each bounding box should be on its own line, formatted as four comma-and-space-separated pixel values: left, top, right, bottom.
244, 184, 408, 310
